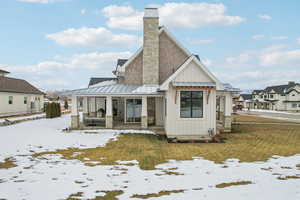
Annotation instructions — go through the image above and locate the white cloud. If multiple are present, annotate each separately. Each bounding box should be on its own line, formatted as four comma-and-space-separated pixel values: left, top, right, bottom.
80, 9, 86, 15
46, 27, 141, 48
252, 34, 265, 40
102, 3, 245, 30
271, 36, 288, 40
188, 39, 215, 45
226, 53, 251, 64
18, 0, 63, 3
102, 5, 143, 30
258, 14, 272, 20
3, 51, 132, 89
260, 49, 300, 66
217, 69, 300, 90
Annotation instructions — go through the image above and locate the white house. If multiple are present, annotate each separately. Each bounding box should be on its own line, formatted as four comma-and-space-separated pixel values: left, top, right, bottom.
0, 69, 45, 116
68, 8, 239, 140
250, 82, 300, 112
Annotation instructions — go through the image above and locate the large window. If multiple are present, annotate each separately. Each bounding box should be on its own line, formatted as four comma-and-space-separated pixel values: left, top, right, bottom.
292, 103, 297, 108
126, 99, 142, 122
180, 91, 203, 118
8, 96, 13, 105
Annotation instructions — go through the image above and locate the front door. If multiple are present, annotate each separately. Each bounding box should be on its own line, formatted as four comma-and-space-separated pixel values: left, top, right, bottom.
126, 99, 142, 123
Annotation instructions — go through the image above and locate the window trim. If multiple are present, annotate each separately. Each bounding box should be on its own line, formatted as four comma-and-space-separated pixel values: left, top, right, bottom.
179, 90, 204, 119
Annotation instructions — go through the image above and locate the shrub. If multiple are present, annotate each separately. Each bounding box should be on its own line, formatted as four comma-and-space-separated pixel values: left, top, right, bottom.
46, 102, 61, 118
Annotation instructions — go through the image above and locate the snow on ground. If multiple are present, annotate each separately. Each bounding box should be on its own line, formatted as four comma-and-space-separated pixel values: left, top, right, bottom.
0, 115, 300, 200
0, 114, 152, 162
0, 113, 45, 123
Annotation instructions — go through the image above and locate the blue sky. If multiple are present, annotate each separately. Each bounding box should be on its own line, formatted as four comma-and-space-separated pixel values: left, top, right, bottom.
1, 0, 300, 91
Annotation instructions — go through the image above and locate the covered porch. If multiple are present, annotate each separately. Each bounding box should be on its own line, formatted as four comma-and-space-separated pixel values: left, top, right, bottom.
70, 84, 165, 130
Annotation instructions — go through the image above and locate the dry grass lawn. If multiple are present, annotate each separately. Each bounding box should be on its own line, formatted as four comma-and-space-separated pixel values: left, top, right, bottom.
32, 124, 300, 170
233, 114, 299, 124
215, 181, 252, 188
66, 190, 123, 200
131, 190, 185, 199
0, 158, 17, 169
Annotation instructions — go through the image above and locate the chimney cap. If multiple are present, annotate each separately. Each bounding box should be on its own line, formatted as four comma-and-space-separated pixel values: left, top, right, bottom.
144, 8, 159, 18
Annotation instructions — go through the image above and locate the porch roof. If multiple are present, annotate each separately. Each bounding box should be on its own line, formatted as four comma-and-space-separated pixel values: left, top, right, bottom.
69, 83, 162, 96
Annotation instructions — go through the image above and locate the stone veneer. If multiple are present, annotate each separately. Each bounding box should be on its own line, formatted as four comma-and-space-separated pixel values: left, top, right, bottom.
223, 116, 232, 132
71, 115, 79, 129
106, 115, 113, 128
143, 17, 159, 85
141, 116, 148, 129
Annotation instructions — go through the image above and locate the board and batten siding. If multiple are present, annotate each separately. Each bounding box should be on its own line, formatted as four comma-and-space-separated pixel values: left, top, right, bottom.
164, 59, 217, 137
165, 86, 216, 137
0, 92, 44, 115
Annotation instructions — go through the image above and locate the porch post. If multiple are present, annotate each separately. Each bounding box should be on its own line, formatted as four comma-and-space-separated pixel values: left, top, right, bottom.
90, 97, 96, 117
141, 96, 148, 128
82, 96, 88, 123
106, 95, 113, 128
224, 92, 232, 132
71, 95, 79, 129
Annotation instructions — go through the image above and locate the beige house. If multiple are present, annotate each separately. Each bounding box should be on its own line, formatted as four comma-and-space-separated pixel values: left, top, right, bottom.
250, 82, 300, 112
69, 8, 239, 140
0, 69, 45, 116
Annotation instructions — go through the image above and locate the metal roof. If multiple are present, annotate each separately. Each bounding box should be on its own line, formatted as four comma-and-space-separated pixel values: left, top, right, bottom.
69, 84, 162, 96
88, 77, 117, 87
172, 82, 216, 87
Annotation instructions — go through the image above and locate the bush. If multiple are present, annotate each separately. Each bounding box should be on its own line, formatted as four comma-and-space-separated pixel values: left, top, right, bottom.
46, 102, 61, 118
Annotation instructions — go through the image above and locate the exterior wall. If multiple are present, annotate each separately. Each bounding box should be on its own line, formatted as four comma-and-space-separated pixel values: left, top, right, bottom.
174, 60, 213, 83
122, 30, 189, 85
143, 17, 159, 85
159, 31, 189, 84
165, 86, 216, 137
123, 51, 143, 85
0, 92, 44, 115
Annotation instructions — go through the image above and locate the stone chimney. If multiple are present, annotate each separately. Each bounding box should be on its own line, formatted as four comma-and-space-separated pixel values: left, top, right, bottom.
143, 8, 159, 85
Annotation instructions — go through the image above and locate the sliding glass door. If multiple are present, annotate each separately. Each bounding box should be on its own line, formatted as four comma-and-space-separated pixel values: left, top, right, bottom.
126, 99, 142, 123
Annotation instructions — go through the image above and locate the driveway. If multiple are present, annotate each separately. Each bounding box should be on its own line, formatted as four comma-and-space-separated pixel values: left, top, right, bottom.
238, 110, 300, 122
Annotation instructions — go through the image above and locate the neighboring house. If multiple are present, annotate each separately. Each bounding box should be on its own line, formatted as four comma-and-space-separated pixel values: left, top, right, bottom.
236, 94, 252, 109
250, 82, 300, 111
69, 8, 239, 140
0, 70, 45, 116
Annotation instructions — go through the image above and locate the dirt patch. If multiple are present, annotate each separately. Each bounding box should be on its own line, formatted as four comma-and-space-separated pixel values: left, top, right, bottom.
131, 190, 185, 199
216, 181, 252, 188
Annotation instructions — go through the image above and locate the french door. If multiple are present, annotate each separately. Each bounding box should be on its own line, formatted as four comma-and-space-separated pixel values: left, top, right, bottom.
126, 99, 142, 123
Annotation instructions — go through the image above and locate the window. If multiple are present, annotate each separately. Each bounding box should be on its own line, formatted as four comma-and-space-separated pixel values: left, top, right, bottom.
8, 96, 13, 104
270, 94, 274, 98
180, 91, 203, 118
24, 97, 27, 104
292, 103, 297, 108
